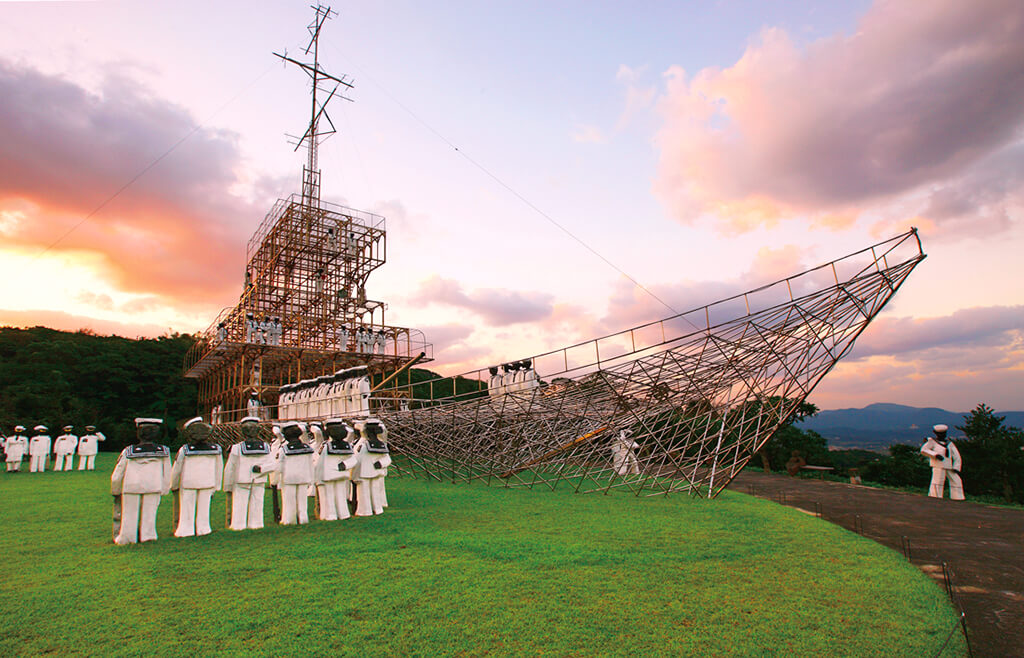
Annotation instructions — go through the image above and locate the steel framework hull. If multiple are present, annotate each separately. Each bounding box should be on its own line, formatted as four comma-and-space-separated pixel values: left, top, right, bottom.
211, 230, 925, 499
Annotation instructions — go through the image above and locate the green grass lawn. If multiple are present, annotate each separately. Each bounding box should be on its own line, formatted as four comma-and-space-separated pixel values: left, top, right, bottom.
0, 454, 965, 657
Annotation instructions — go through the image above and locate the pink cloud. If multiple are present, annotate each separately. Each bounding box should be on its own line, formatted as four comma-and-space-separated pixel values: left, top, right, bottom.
814, 354, 1024, 410
0, 308, 174, 339
413, 275, 555, 326
0, 60, 263, 303
653, 0, 1024, 236
848, 305, 1024, 360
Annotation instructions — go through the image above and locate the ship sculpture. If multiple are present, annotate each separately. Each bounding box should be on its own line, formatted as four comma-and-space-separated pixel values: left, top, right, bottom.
185, 6, 927, 498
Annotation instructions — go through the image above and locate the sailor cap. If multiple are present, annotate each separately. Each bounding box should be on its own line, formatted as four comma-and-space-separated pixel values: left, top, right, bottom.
324, 418, 349, 426
135, 418, 163, 425
933, 424, 949, 433
240, 416, 261, 424
14, 425, 25, 432
63, 425, 73, 432
183, 416, 205, 429
85, 426, 96, 432
34, 425, 48, 432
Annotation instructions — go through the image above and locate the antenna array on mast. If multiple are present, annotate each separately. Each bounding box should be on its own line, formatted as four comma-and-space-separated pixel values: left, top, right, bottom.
273, 4, 354, 209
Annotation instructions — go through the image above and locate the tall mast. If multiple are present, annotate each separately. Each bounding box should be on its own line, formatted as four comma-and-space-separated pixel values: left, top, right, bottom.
273, 4, 354, 211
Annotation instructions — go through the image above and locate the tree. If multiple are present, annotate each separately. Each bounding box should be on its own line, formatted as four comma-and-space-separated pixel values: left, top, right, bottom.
0, 327, 198, 450
956, 403, 1024, 503
861, 444, 931, 488
753, 399, 827, 472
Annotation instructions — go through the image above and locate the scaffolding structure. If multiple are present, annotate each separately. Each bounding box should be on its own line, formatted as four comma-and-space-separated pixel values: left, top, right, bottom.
184, 5, 431, 419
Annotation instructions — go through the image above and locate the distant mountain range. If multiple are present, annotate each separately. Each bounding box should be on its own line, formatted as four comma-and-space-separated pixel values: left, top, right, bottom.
796, 403, 1024, 451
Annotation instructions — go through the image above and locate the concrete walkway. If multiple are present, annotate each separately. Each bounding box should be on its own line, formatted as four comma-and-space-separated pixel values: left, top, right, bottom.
728, 471, 1024, 658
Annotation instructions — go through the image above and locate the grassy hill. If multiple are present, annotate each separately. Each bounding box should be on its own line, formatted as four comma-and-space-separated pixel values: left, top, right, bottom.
0, 456, 965, 656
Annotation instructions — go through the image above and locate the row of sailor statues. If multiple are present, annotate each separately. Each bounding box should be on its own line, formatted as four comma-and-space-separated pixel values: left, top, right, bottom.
278, 366, 371, 420
239, 314, 283, 346
335, 325, 388, 355
111, 416, 391, 544
3, 424, 106, 473
487, 360, 540, 398
217, 315, 388, 354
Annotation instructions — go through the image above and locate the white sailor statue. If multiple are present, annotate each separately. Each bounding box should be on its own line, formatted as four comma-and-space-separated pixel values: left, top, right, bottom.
111, 418, 172, 544
53, 425, 78, 472
920, 424, 964, 500
353, 418, 391, 516
247, 392, 262, 419
223, 416, 275, 531
612, 428, 641, 476
170, 417, 223, 538
266, 421, 315, 525
487, 366, 501, 399
77, 425, 105, 470
28, 425, 51, 473
308, 421, 325, 451
314, 419, 360, 521
4, 425, 28, 472
500, 363, 514, 395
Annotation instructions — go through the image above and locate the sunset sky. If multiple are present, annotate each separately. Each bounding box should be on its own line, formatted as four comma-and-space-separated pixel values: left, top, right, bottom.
1, 0, 1022, 411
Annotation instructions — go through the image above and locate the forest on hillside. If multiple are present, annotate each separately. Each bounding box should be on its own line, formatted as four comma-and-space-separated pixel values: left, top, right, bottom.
2, 326, 1021, 501
0, 327, 198, 450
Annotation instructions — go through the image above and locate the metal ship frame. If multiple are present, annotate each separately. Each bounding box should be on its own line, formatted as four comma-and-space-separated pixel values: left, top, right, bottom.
185, 6, 927, 498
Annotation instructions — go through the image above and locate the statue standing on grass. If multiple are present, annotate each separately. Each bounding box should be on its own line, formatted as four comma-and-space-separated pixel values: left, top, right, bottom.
111, 418, 172, 544
28, 425, 51, 473
612, 428, 640, 476
77, 425, 105, 470
223, 416, 275, 531
170, 417, 223, 538
920, 424, 964, 500
4, 426, 28, 473
314, 419, 359, 521
353, 418, 391, 516
53, 426, 78, 472
267, 421, 315, 525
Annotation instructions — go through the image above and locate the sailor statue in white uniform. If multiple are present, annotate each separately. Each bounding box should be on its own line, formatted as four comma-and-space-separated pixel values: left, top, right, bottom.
170, 417, 223, 537
77, 425, 105, 470
111, 418, 172, 545
263, 421, 315, 525
28, 425, 51, 473
53, 425, 78, 472
353, 418, 391, 516
4, 426, 28, 472
223, 416, 275, 531
314, 419, 360, 521
612, 428, 641, 476
920, 424, 964, 500
487, 366, 502, 399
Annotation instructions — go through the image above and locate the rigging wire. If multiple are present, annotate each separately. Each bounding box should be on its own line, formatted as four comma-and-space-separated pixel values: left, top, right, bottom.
330, 46, 680, 318
31, 61, 280, 261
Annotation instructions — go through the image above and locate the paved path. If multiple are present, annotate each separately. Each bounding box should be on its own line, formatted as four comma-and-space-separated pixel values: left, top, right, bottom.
727, 471, 1024, 658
